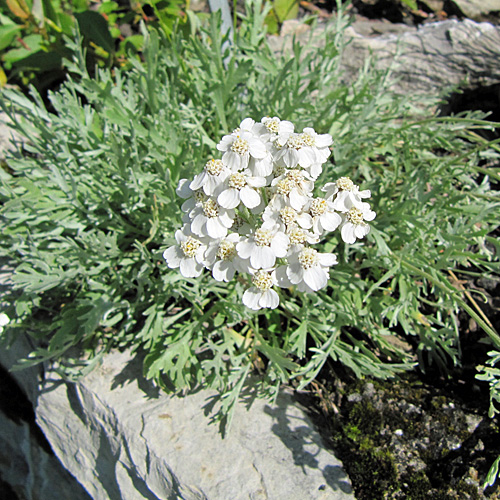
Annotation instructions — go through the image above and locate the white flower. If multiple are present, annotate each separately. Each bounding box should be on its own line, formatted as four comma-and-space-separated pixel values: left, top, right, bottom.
322, 177, 371, 212
190, 159, 230, 196
180, 187, 208, 214
0, 313, 9, 334
163, 227, 207, 278
216, 171, 267, 209
270, 169, 314, 211
276, 128, 333, 174
236, 224, 289, 270
242, 269, 280, 310
189, 198, 234, 239
204, 234, 250, 281
285, 247, 337, 292
303, 197, 342, 235
340, 203, 376, 244
254, 116, 294, 144
262, 198, 312, 232
286, 224, 319, 247
217, 125, 268, 172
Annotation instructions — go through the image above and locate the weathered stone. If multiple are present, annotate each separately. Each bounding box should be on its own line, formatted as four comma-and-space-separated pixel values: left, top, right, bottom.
270, 18, 500, 97
0, 335, 92, 500
341, 18, 500, 95
451, 0, 500, 20
0, 334, 354, 499
36, 347, 354, 499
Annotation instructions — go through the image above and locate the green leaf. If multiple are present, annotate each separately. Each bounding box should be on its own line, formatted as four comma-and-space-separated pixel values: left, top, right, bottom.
2, 34, 44, 66
75, 11, 115, 54
400, 0, 418, 10
6, 0, 31, 20
0, 24, 22, 51
272, 0, 299, 22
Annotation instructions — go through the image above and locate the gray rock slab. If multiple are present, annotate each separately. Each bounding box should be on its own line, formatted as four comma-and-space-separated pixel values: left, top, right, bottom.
0, 335, 92, 500
342, 19, 500, 95
35, 347, 354, 499
451, 0, 500, 19
270, 18, 500, 97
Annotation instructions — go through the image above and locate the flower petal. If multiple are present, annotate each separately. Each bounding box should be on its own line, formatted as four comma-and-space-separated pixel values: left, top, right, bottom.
212, 260, 235, 282
303, 267, 328, 291
218, 188, 240, 209
341, 223, 356, 244
251, 246, 275, 269
240, 186, 261, 209
242, 288, 262, 310
180, 258, 203, 278
259, 289, 279, 309
319, 253, 338, 267
163, 246, 182, 268
206, 218, 228, 239
271, 232, 289, 258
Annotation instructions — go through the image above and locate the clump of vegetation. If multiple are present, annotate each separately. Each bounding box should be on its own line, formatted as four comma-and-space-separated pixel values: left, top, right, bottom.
0, 0, 187, 91
0, 0, 498, 463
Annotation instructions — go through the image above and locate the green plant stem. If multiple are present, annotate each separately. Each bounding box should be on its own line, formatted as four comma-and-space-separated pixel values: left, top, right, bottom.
399, 258, 500, 348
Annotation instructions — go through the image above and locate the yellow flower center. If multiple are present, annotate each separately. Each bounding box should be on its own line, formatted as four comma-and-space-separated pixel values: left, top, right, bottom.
287, 134, 304, 150
264, 117, 280, 134
202, 199, 219, 218
347, 207, 364, 225
287, 169, 305, 185
252, 270, 273, 290
310, 198, 328, 217
289, 227, 307, 245
279, 206, 297, 225
205, 159, 225, 176
228, 173, 246, 190
298, 247, 319, 269
336, 177, 354, 191
181, 237, 201, 258
255, 228, 273, 247
217, 240, 237, 260
300, 132, 315, 147
231, 137, 249, 155
276, 178, 293, 196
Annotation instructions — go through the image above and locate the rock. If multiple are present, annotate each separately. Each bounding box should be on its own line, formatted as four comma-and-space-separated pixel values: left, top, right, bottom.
0, 336, 92, 500
341, 19, 500, 95
270, 18, 500, 98
451, 0, 500, 20
0, 335, 354, 500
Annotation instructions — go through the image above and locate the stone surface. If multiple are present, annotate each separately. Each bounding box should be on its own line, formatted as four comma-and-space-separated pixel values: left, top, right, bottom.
0, 332, 353, 500
451, 0, 500, 19
342, 19, 500, 95
34, 346, 353, 499
0, 335, 92, 500
270, 18, 500, 97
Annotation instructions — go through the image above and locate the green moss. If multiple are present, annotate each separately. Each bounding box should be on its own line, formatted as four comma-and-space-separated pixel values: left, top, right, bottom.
328, 376, 487, 500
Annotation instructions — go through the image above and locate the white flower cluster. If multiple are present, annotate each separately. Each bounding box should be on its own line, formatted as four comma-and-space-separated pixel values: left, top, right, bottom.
163, 117, 376, 310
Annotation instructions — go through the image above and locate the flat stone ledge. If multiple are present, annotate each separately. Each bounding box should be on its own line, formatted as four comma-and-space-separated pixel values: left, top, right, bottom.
1, 335, 354, 500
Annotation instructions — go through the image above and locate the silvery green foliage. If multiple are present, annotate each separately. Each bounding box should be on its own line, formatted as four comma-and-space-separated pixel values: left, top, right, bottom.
0, 0, 499, 427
